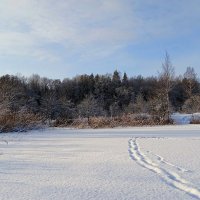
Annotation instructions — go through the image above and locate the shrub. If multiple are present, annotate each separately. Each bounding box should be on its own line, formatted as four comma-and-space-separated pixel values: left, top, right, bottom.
64, 114, 172, 129
190, 114, 200, 124
0, 109, 44, 133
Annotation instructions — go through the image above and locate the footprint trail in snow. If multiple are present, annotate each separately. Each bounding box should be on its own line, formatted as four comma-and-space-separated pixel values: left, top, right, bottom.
128, 138, 200, 199
147, 150, 191, 173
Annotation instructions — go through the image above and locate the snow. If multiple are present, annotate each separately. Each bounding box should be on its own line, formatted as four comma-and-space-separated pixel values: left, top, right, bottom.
171, 113, 200, 124
1, 126, 200, 200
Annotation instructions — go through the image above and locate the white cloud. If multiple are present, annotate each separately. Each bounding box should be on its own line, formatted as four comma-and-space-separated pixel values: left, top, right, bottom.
0, 0, 200, 61
0, 0, 134, 60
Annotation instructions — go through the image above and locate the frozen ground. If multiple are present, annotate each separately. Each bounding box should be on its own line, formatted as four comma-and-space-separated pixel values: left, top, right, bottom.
1, 125, 200, 200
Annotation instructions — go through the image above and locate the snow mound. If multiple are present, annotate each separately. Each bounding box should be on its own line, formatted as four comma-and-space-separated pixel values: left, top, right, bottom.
171, 113, 200, 125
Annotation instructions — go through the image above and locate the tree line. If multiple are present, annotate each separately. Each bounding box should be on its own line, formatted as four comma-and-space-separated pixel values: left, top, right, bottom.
0, 53, 200, 131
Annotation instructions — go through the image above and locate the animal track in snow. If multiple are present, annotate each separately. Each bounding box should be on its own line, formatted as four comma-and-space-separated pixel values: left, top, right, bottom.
146, 150, 191, 173
128, 138, 200, 199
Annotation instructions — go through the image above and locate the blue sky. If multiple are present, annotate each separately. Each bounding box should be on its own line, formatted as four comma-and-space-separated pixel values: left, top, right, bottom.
0, 0, 200, 79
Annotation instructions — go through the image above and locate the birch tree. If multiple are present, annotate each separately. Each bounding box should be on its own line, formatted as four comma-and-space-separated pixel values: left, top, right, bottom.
158, 52, 175, 121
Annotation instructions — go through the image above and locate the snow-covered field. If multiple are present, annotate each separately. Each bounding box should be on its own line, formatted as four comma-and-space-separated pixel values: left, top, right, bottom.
1, 126, 200, 200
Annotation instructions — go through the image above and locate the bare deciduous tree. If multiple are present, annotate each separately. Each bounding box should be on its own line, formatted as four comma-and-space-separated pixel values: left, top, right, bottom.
158, 52, 175, 121
183, 67, 197, 98
133, 93, 147, 114
78, 95, 106, 124
182, 95, 200, 113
